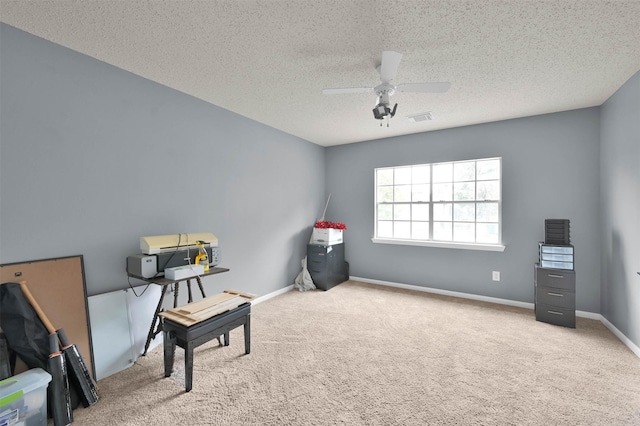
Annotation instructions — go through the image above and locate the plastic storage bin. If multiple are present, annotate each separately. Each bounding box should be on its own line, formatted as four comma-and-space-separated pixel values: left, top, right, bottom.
538, 243, 574, 270
311, 228, 343, 245
0, 368, 51, 426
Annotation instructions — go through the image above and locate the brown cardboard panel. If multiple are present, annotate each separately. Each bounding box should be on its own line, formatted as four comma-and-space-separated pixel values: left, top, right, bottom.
0, 256, 94, 378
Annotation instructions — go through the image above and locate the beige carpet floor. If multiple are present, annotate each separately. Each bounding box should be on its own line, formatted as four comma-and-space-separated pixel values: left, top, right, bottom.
69, 280, 640, 425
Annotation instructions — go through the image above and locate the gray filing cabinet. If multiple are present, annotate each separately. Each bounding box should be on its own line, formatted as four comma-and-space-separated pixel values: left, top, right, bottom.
307, 243, 348, 291
534, 263, 576, 328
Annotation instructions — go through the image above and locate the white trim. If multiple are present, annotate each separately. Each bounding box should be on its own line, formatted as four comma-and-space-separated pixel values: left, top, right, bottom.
599, 315, 640, 358
371, 237, 506, 252
351, 276, 532, 309
350, 276, 640, 359
253, 284, 294, 305
575, 310, 601, 320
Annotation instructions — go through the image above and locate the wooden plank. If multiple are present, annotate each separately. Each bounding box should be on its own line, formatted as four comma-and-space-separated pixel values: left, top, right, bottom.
177, 293, 236, 315
159, 290, 256, 327
159, 311, 198, 325
160, 309, 195, 322
225, 289, 257, 299
189, 296, 244, 320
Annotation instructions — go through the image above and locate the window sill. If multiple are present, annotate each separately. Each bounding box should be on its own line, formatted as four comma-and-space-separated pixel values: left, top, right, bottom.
371, 238, 506, 252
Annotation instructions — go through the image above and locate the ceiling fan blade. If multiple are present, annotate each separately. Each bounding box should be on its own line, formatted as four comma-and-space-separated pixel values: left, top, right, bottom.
322, 87, 374, 95
396, 82, 451, 93
379, 51, 403, 83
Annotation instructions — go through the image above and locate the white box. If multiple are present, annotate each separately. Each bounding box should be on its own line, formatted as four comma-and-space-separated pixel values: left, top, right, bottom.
0, 368, 51, 426
312, 228, 343, 245
165, 264, 205, 280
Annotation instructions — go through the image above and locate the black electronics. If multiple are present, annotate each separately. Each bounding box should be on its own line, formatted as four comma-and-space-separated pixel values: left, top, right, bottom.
126, 247, 220, 279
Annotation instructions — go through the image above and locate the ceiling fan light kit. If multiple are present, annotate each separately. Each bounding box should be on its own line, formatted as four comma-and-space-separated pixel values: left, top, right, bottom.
322, 51, 450, 126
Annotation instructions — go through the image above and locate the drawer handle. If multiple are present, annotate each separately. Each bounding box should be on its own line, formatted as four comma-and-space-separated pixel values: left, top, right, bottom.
547, 274, 564, 279
547, 310, 564, 316
547, 292, 564, 297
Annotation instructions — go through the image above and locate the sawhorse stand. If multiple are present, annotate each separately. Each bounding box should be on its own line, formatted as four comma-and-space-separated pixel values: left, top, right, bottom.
127, 267, 229, 356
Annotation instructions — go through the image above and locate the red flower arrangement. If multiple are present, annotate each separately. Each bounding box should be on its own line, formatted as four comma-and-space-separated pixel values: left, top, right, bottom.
314, 220, 347, 230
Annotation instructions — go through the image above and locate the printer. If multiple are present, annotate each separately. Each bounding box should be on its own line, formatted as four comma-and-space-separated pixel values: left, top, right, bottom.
126, 232, 220, 279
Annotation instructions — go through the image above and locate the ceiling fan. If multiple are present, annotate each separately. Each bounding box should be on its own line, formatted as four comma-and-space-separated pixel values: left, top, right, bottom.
322, 51, 450, 126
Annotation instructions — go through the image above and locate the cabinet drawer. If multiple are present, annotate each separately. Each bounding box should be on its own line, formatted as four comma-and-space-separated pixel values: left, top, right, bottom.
539, 244, 574, 255
535, 267, 575, 291
540, 260, 573, 270
536, 287, 575, 310
307, 259, 325, 273
535, 303, 575, 328
540, 253, 574, 262
308, 244, 330, 255
307, 248, 330, 266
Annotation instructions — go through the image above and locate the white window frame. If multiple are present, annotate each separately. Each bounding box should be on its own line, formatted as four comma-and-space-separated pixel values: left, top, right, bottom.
372, 157, 505, 252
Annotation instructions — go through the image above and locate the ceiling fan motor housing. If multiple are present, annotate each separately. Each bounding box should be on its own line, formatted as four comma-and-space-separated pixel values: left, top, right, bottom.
375, 83, 395, 100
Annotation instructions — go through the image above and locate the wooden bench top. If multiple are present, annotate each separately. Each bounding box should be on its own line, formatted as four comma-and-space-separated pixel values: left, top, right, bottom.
159, 289, 256, 327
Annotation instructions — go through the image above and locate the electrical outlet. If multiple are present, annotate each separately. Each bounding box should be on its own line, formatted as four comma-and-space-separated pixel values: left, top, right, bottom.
492, 271, 501, 281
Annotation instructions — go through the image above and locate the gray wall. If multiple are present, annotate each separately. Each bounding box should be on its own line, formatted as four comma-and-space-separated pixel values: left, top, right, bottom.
326, 109, 601, 312
0, 24, 325, 297
3, 22, 637, 351
600, 70, 640, 348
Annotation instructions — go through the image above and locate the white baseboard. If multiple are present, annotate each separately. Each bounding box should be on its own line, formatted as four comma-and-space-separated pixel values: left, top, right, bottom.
350, 276, 535, 310
599, 315, 640, 358
254, 284, 294, 305
350, 276, 640, 359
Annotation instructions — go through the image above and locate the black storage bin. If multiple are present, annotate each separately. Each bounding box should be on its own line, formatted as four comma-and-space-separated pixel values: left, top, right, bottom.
545, 219, 570, 245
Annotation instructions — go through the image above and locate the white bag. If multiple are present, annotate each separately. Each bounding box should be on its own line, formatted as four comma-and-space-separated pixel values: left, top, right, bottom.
294, 256, 316, 291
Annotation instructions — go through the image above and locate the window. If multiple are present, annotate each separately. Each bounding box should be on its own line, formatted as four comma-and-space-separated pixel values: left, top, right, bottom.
374, 157, 503, 251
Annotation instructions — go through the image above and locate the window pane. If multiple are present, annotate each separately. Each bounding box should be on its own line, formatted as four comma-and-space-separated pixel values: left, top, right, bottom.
377, 168, 394, 185
378, 221, 393, 238
433, 183, 452, 201
432, 163, 453, 183
454, 161, 475, 181
374, 157, 501, 245
433, 203, 452, 221
394, 222, 411, 239
477, 223, 499, 243
412, 165, 430, 184
412, 204, 429, 221
477, 203, 499, 222
394, 185, 411, 202
433, 222, 452, 240
412, 184, 430, 202
453, 203, 475, 222
394, 204, 410, 220
453, 182, 475, 201
412, 222, 429, 239
378, 204, 392, 220
394, 167, 412, 184
453, 223, 475, 242
477, 159, 500, 180
378, 186, 393, 203
477, 180, 500, 201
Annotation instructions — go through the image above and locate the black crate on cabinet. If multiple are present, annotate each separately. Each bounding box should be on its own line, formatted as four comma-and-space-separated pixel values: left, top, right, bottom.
545, 219, 570, 245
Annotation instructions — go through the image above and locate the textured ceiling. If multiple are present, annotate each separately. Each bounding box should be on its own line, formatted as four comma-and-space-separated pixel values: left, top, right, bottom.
1, 1, 639, 146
